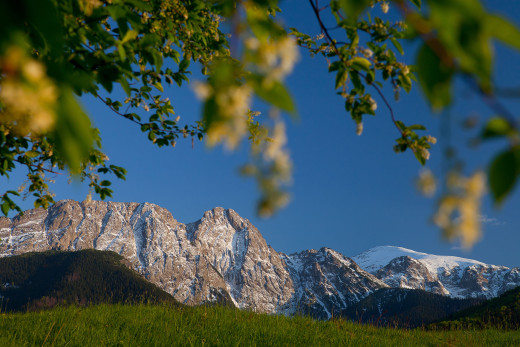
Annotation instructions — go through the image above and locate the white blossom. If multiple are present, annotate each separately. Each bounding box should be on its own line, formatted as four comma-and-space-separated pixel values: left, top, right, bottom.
381, 2, 389, 14
361, 48, 373, 59
192, 81, 212, 100
426, 135, 437, 144
356, 122, 363, 136
368, 97, 377, 111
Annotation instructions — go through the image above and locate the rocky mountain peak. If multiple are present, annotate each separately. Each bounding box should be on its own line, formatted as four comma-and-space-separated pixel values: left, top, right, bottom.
282, 246, 387, 319
353, 245, 520, 298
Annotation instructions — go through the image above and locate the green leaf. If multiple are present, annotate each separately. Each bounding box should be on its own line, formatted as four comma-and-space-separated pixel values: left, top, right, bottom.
54, 89, 93, 172
486, 15, 520, 50
489, 149, 519, 205
414, 150, 426, 166
349, 57, 371, 72
482, 117, 513, 139
339, 0, 371, 23
328, 61, 342, 72
121, 30, 138, 44
252, 78, 295, 113
179, 58, 190, 71
153, 82, 164, 93
202, 98, 218, 129
398, 73, 412, 93
107, 5, 128, 21
390, 37, 404, 55
335, 68, 348, 89
117, 43, 126, 61
1, 202, 9, 216
25, 0, 63, 58
120, 78, 131, 97
97, 66, 120, 93
25, 151, 40, 158
416, 44, 454, 109
350, 71, 364, 93
410, 0, 421, 9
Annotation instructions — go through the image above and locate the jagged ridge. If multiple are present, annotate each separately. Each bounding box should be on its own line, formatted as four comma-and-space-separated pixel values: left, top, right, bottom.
0, 200, 385, 317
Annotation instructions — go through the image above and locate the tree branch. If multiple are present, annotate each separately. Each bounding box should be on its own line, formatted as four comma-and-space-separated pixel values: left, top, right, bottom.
494, 87, 520, 98
14, 158, 62, 175
308, 0, 405, 136
96, 95, 201, 137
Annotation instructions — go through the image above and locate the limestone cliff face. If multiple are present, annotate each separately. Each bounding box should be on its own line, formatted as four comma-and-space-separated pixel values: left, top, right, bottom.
184, 207, 295, 311
0, 200, 385, 315
282, 248, 388, 319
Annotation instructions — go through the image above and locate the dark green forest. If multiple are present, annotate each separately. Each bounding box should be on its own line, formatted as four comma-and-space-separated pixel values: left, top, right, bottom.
0, 250, 178, 311
341, 288, 482, 328
430, 285, 520, 330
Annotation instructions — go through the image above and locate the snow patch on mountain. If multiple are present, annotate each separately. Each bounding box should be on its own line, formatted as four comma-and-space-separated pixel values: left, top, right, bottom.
352, 245, 486, 274
353, 245, 519, 299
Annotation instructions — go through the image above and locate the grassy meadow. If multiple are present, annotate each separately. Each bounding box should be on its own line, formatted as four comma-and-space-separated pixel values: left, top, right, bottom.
0, 304, 519, 346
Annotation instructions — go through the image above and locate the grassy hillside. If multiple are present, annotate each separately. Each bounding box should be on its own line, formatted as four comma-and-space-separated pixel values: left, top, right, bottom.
0, 304, 519, 346
0, 250, 178, 311
430, 286, 520, 330
342, 288, 482, 328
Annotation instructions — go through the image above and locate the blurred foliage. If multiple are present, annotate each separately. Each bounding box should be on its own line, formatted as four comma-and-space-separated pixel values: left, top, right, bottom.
1, 0, 520, 246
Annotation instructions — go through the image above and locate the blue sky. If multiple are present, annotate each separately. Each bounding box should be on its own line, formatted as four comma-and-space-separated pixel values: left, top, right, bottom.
6, 1, 520, 267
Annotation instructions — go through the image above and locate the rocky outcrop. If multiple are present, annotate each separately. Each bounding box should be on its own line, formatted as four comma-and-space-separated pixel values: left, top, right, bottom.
374, 256, 449, 295
283, 248, 388, 319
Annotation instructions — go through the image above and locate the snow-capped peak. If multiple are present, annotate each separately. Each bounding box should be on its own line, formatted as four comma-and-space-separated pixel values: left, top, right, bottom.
352, 245, 518, 299
352, 245, 487, 275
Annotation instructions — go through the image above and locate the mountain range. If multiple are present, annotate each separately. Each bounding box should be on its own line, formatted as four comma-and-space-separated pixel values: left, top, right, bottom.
1, 200, 519, 319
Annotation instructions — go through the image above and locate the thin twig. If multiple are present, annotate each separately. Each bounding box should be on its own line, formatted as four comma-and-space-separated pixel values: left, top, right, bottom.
96, 94, 197, 136
14, 158, 62, 175
308, 0, 405, 136
463, 76, 518, 125
96, 95, 142, 126
494, 87, 520, 98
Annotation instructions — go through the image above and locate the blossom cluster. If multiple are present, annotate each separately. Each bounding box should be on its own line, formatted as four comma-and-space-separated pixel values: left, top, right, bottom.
0, 47, 57, 136
433, 171, 486, 248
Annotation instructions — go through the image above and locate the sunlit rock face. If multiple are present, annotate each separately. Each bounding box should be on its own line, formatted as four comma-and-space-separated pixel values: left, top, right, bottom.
0, 200, 385, 316
281, 248, 388, 319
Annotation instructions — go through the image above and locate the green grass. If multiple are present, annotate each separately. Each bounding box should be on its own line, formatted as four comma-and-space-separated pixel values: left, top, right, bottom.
0, 304, 519, 346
